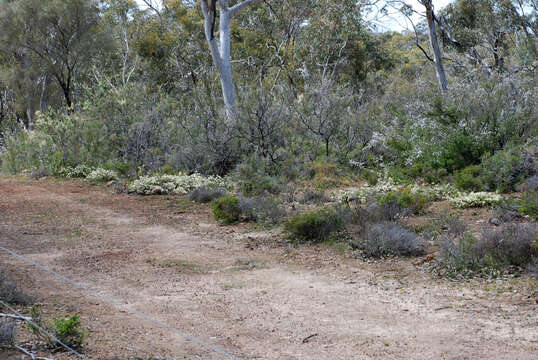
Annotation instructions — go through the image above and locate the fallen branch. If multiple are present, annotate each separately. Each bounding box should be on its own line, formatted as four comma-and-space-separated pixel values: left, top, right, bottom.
15, 344, 55, 360
0, 312, 31, 321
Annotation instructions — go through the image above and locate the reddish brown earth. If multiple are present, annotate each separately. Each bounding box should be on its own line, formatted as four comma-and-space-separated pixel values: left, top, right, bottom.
0, 176, 536, 359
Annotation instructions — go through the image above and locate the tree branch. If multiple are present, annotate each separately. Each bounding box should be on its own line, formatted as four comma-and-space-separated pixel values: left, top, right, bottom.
229, 0, 264, 18
0, 313, 31, 321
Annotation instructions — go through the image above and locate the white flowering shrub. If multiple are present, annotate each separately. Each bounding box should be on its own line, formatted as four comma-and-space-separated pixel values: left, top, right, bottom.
451, 192, 501, 209
59, 165, 95, 178
332, 175, 460, 204
85, 168, 119, 183
128, 173, 233, 195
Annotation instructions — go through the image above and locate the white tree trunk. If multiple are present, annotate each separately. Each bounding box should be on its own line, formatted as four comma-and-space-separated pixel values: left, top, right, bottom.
200, 0, 263, 121
423, 0, 448, 93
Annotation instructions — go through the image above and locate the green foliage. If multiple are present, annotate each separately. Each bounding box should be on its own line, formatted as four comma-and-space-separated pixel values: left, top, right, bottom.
211, 195, 242, 224
377, 188, 429, 215
518, 191, 538, 220
236, 156, 282, 196
49, 314, 85, 350
438, 223, 537, 278
480, 146, 535, 193
454, 165, 484, 191
284, 207, 346, 243
308, 161, 352, 189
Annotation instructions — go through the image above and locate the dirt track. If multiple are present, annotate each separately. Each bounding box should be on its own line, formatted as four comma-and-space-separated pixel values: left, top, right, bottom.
1, 176, 537, 359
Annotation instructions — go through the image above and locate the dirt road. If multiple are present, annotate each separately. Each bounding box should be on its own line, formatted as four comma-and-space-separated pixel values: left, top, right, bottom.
1, 176, 536, 359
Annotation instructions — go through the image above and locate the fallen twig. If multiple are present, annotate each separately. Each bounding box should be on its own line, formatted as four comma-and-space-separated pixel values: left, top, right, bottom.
15, 344, 55, 360
302, 333, 318, 343
0, 312, 32, 321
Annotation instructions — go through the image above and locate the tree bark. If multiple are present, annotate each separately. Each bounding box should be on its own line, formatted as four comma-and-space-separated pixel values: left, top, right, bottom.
200, 0, 263, 122
423, 0, 448, 93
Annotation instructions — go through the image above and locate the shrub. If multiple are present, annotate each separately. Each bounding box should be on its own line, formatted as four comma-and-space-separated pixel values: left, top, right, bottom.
377, 188, 430, 216
49, 314, 85, 349
284, 207, 346, 243
518, 191, 538, 220
356, 222, 426, 257
0, 319, 15, 346
437, 223, 537, 277
236, 156, 283, 196
451, 192, 501, 208
480, 146, 535, 193
211, 195, 242, 224
188, 186, 227, 203
454, 165, 484, 191
85, 168, 119, 184
238, 196, 286, 225
299, 190, 329, 204
477, 223, 537, 267
360, 169, 378, 186
308, 162, 351, 189
59, 164, 94, 179
129, 174, 232, 195
0, 270, 32, 305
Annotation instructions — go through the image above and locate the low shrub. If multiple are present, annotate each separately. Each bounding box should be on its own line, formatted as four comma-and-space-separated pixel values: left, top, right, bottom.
377, 188, 430, 216
129, 174, 232, 195
480, 146, 535, 193
355, 222, 426, 258
478, 223, 537, 267
0, 319, 15, 346
308, 161, 352, 189
236, 156, 283, 196
59, 165, 94, 179
299, 190, 329, 204
454, 165, 484, 191
0, 270, 32, 305
188, 186, 227, 203
284, 207, 347, 243
85, 168, 119, 184
238, 196, 286, 225
518, 191, 538, 220
437, 223, 537, 277
360, 169, 378, 186
49, 314, 85, 349
211, 195, 242, 224
451, 192, 501, 208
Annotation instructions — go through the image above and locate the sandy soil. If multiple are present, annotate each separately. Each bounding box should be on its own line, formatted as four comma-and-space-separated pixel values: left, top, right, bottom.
0, 176, 536, 360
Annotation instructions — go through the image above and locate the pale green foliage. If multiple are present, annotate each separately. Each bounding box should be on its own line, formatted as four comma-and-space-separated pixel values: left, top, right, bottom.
333, 175, 459, 203
452, 192, 501, 208
128, 174, 233, 195
85, 168, 119, 183
59, 165, 94, 178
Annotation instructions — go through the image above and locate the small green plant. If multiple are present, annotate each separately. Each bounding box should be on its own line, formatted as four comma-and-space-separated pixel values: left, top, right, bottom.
284, 207, 346, 243
360, 169, 378, 186
48, 314, 85, 349
85, 168, 119, 184
377, 188, 429, 215
212, 195, 242, 224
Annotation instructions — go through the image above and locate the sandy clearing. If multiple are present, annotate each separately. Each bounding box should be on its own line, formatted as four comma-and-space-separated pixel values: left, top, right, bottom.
0, 177, 536, 359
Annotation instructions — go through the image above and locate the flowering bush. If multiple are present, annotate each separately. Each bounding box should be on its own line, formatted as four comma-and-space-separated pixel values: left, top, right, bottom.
59, 165, 95, 178
128, 173, 233, 195
451, 192, 501, 208
85, 168, 119, 183
333, 175, 459, 204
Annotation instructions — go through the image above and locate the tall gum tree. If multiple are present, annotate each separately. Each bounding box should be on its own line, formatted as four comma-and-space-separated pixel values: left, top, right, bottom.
200, 0, 263, 121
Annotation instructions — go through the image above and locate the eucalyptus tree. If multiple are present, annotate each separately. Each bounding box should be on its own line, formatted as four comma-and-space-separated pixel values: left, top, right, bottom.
200, 0, 264, 120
